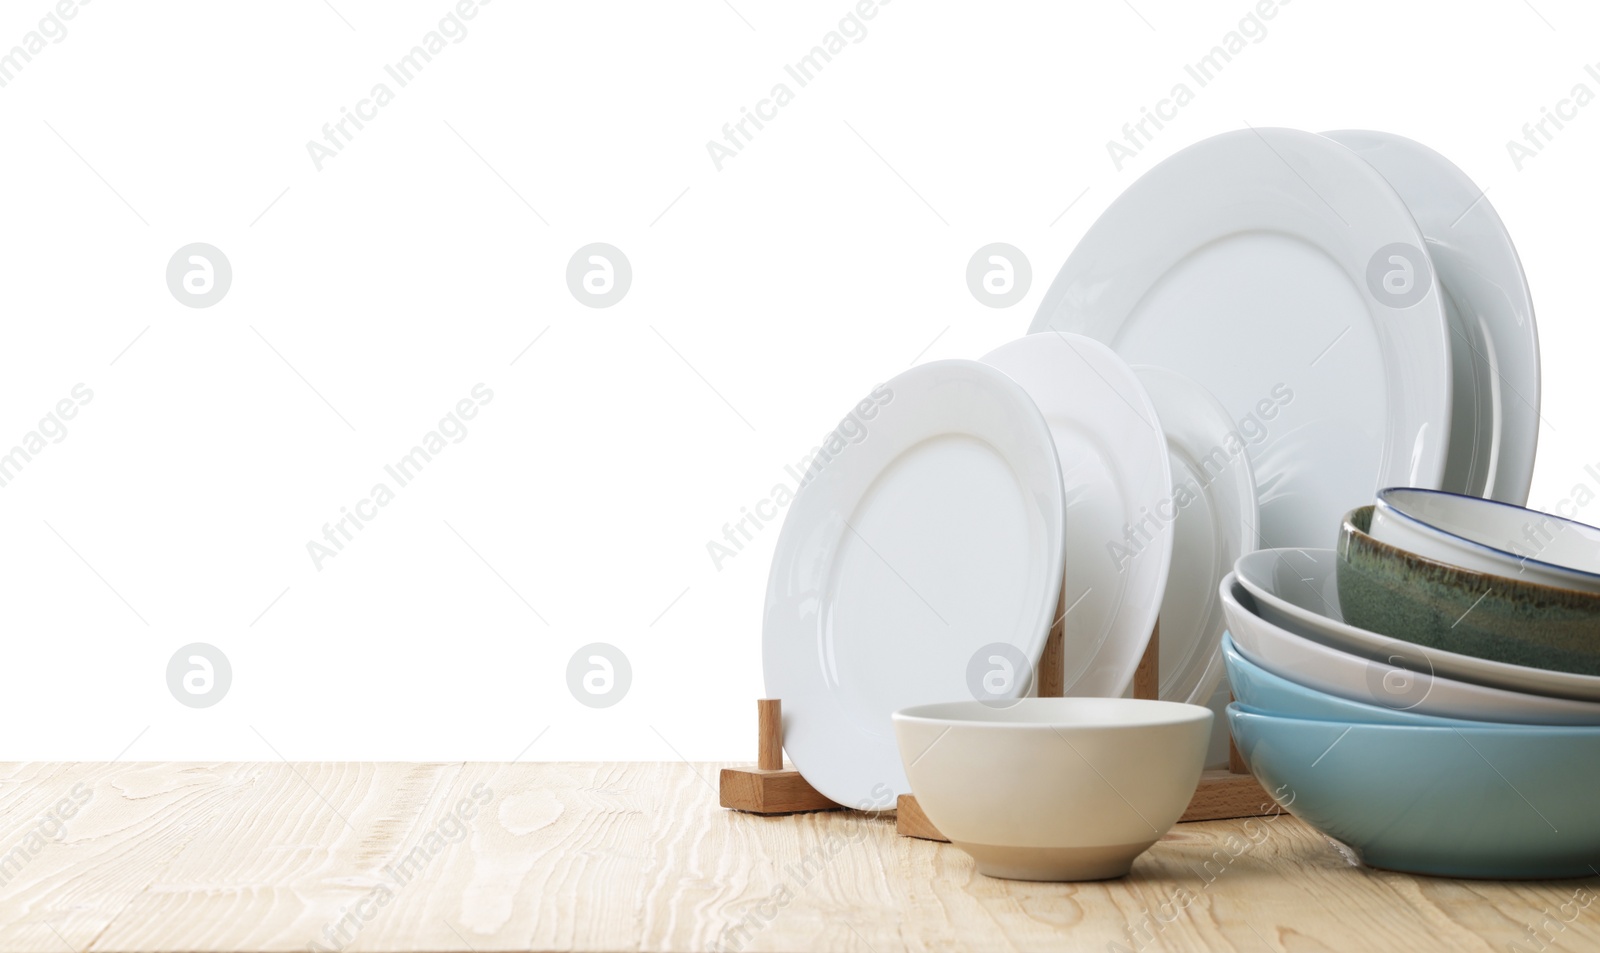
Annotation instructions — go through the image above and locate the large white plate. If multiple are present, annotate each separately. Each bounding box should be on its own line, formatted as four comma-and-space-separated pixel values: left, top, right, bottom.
1222, 575, 1600, 724
1233, 548, 1600, 702
1134, 365, 1258, 704
1032, 128, 1452, 551
1323, 130, 1539, 505
763, 360, 1067, 808
981, 333, 1172, 698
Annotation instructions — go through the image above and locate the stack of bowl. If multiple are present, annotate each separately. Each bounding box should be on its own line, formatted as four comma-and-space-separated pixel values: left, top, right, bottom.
1222, 488, 1600, 878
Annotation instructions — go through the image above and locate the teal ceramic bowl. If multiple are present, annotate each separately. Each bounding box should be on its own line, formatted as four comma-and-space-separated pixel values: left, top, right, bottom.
1220, 634, 1501, 727
1337, 505, 1600, 676
1229, 704, 1600, 878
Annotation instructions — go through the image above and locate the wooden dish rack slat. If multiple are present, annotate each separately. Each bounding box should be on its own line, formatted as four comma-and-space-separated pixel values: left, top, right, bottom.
721, 602, 1276, 838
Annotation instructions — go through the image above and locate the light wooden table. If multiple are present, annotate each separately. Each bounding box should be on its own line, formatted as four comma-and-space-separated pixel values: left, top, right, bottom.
1, 762, 1593, 952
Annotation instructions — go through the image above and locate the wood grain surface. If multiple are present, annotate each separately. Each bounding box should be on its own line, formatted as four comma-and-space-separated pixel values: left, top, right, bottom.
1, 762, 1595, 952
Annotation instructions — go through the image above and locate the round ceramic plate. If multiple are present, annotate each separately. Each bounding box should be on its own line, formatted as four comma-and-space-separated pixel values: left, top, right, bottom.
763, 360, 1067, 808
1134, 366, 1258, 704
1233, 548, 1600, 702
981, 333, 1172, 698
1031, 127, 1452, 551
1323, 129, 1539, 505
1221, 575, 1600, 724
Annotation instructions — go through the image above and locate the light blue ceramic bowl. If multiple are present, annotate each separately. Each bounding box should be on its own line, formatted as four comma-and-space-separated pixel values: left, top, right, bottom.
1229, 704, 1600, 878
1221, 634, 1501, 727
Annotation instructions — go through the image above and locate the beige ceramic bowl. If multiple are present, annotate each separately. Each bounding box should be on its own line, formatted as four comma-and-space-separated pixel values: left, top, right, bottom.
893, 698, 1212, 881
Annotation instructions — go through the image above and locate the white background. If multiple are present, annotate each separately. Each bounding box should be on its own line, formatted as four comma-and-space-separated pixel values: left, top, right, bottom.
1, 0, 1596, 760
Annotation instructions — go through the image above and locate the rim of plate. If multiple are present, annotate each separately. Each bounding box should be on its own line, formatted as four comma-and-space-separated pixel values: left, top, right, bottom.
1322, 129, 1539, 506
1029, 127, 1452, 528
1133, 364, 1259, 705
980, 333, 1173, 699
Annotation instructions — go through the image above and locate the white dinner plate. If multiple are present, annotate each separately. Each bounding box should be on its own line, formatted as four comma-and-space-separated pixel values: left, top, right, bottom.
1222, 575, 1600, 724
1233, 548, 1600, 702
763, 360, 1067, 807
981, 333, 1172, 698
1134, 365, 1258, 704
1323, 130, 1539, 505
1031, 127, 1452, 551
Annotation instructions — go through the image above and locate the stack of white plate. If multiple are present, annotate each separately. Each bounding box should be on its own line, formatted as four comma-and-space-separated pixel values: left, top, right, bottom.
761, 129, 1539, 809
1031, 128, 1538, 547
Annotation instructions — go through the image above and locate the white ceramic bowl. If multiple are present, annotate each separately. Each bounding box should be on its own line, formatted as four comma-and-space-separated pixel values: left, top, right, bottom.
892, 698, 1211, 881
1233, 548, 1600, 701
1220, 573, 1600, 724
1371, 488, 1600, 593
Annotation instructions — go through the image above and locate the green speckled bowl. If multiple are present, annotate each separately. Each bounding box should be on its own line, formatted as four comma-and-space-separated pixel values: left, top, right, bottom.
1337, 506, 1600, 676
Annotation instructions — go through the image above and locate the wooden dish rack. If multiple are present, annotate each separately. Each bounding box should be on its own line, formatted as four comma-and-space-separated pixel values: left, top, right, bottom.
721, 610, 1274, 837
